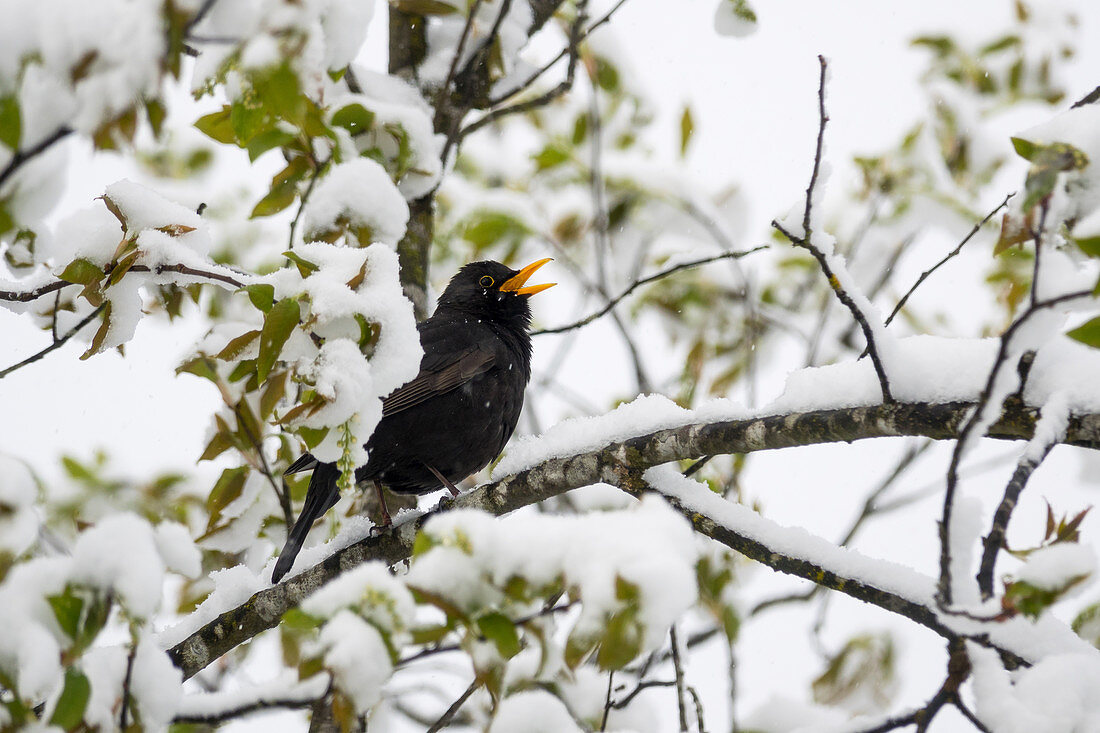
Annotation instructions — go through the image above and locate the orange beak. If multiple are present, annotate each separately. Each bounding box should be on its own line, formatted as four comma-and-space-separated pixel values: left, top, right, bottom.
500, 258, 555, 296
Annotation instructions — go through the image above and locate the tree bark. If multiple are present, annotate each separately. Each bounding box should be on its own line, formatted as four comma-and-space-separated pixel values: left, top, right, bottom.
167, 398, 1100, 680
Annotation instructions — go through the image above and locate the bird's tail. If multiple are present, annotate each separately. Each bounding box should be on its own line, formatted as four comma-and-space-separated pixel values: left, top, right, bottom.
272, 456, 342, 583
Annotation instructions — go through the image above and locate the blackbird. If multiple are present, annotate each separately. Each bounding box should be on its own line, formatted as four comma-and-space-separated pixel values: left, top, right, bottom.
271, 259, 554, 582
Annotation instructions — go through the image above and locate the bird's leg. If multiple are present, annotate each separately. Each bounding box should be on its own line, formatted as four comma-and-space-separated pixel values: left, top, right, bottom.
373, 480, 392, 527
424, 463, 461, 497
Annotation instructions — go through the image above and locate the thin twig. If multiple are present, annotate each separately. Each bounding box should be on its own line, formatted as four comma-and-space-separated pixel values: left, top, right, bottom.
486, 0, 630, 108
425, 681, 479, 733
802, 55, 829, 242
771, 55, 894, 403
976, 442, 1053, 599
0, 262, 245, 304
750, 442, 931, 616
532, 248, 766, 335
184, 0, 220, 34
458, 0, 585, 140
287, 157, 328, 250
600, 671, 614, 731
434, 0, 486, 120
938, 288, 1094, 607
1071, 84, 1100, 109
0, 304, 105, 379
609, 680, 677, 710
173, 679, 331, 724
119, 639, 137, 729
773, 220, 894, 403
885, 193, 1013, 328
687, 687, 708, 733
669, 627, 689, 732
1029, 198, 1051, 308
0, 126, 72, 191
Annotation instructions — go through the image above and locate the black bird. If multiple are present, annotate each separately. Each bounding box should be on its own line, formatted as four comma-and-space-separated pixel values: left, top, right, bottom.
271, 259, 554, 583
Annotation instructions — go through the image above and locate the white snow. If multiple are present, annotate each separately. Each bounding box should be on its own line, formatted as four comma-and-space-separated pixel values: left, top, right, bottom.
70, 513, 166, 619
314, 610, 393, 715
130, 632, 183, 730
406, 495, 699, 654
103, 179, 205, 239
154, 522, 202, 579
489, 689, 583, 733
302, 158, 410, 247
493, 394, 707, 477
176, 672, 329, 720
1014, 543, 1096, 592
156, 565, 263, 649
0, 455, 39, 556
970, 645, 1100, 732
333, 69, 445, 199
301, 561, 416, 639
714, 0, 759, 38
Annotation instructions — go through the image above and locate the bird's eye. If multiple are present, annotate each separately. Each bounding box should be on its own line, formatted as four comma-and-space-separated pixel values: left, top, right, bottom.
479, 275, 494, 288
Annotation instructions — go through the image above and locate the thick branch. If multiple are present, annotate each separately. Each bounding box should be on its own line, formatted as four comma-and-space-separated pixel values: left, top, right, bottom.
167, 399, 1100, 679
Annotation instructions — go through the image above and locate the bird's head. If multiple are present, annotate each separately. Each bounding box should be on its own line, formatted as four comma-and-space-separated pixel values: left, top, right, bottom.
436, 259, 555, 328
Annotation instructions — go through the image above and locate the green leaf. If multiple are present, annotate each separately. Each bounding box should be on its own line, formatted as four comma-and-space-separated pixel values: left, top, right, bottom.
257, 64, 304, 124
246, 128, 296, 162
206, 466, 248, 528
1011, 136, 1039, 162
195, 106, 236, 145
282, 607, 323, 631
679, 105, 694, 158
215, 329, 261, 361
257, 297, 300, 382
1072, 602, 1100, 648
230, 100, 270, 145
283, 250, 319, 277
49, 668, 91, 730
298, 425, 329, 449
0, 95, 21, 150
979, 34, 1021, 56
331, 103, 375, 136
59, 258, 104, 285
144, 98, 167, 138
244, 283, 276, 312
48, 591, 84, 639
462, 211, 528, 248
596, 608, 643, 670
1068, 317, 1100, 348
260, 370, 289, 419
390, 0, 459, 14
79, 302, 112, 360
251, 180, 299, 218
911, 35, 956, 57
1075, 236, 1100, 259
533, 143, 570, 171
476, 612, 521, 659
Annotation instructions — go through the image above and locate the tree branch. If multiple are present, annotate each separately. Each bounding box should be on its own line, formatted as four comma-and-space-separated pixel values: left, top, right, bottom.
531, 247, 766, 336
772, 56, 894, 403
0, 304, 106, 379
884, 193, 1013, 328
0, 126, 72, 191
165, 398, 1100, 680
938, 288, 1093, 607
976, 439, 1054, 600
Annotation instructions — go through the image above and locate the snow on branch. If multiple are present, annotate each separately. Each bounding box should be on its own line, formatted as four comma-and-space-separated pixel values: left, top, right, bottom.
167, 398, 1100, 680
770, 56, 896, 404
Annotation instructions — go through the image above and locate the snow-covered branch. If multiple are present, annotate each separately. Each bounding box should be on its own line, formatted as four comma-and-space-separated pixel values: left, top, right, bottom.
167, 398, 1100, 680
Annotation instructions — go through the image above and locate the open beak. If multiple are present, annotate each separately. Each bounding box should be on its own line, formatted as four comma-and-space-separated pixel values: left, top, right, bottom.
500, 258, 555, 296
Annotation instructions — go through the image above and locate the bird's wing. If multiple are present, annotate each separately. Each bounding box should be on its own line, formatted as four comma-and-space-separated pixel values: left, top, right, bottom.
381, 341, 496, 417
